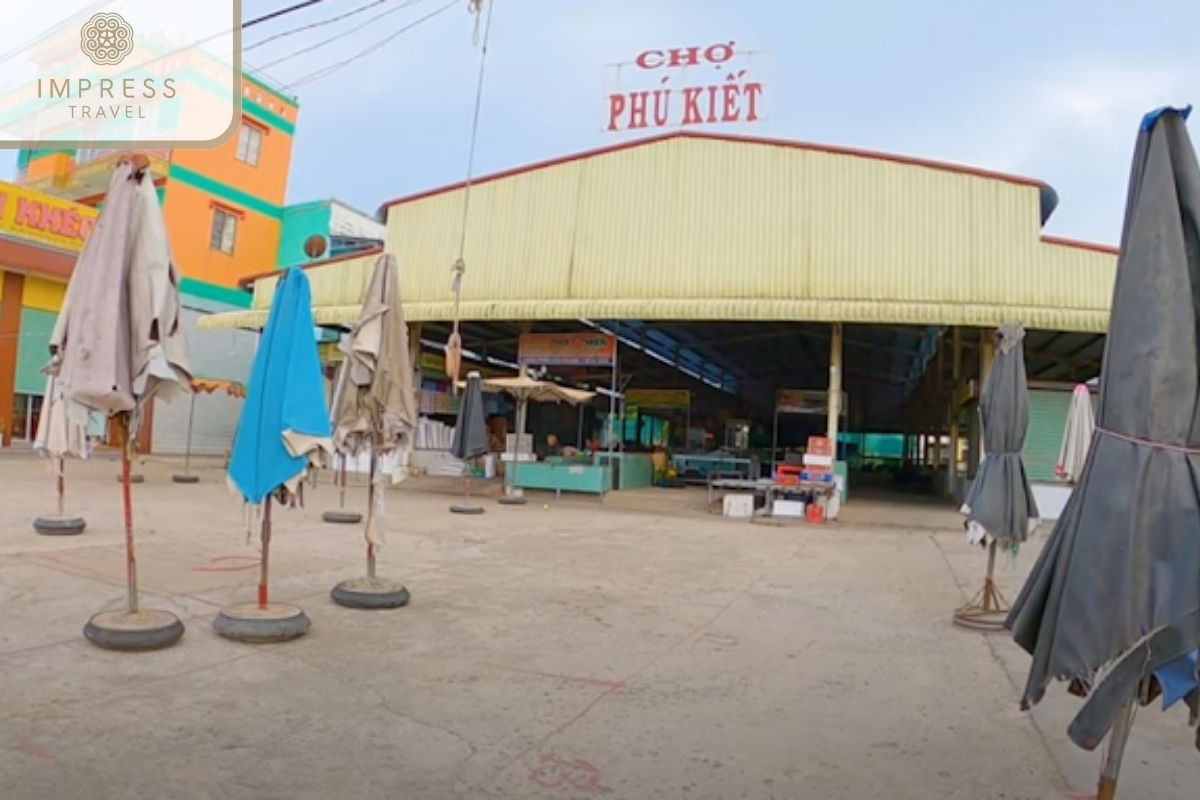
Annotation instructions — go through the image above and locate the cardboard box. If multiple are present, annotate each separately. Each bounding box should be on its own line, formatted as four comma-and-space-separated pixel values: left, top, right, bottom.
806, 436, 832, 456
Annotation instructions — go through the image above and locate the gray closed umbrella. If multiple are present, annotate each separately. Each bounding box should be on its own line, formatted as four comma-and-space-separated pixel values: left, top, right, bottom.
953, 323, 1040, 631
962, 324, 1040, 549
450, 371, 488, 513
1007, 107, 1200, 797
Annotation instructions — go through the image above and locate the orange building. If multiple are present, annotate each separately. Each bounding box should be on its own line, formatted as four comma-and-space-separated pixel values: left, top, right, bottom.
4, 72, 300, 453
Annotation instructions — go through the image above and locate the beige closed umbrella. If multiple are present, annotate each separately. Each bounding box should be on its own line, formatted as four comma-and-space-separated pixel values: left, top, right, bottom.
1055, 384, 1095, 484
329, 253, 417, 609
47, 155, 194, 649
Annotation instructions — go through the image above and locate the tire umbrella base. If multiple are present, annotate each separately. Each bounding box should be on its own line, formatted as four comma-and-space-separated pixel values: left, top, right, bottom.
497, 495, 527, 506
32, 515, 86, 536
171, 474, 200, 484
116, 474, 144, 484
213, 602, 310, 643
84, 609, 185, 651
322, 510, 362, 524
330, 576, 410, 610
450, 504, 485, 515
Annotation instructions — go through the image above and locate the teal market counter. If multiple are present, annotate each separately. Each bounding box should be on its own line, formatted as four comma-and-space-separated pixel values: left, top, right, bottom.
510, 453, 655, 496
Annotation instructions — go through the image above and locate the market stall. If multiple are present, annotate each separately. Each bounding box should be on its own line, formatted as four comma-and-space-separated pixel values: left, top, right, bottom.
467, 373, 596, 503
508, 331, 626, 497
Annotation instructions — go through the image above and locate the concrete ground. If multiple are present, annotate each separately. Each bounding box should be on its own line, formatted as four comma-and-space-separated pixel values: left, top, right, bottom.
0, 452, 1193, 800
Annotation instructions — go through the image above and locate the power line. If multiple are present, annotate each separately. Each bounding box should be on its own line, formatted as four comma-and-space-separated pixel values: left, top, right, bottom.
256, 0, 431, 72
245, 0, 397, 51
283, 0, 458, 89
243, 0, 335, 30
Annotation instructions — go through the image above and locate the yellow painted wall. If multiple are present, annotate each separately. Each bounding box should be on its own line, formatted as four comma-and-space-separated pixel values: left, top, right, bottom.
163, 181, 281, 287
21, 275, 66, 312
378, 135, 1118, 331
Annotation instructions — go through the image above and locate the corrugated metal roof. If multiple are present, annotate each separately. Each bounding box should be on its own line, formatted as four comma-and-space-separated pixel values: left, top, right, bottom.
202, 134, 1118, 333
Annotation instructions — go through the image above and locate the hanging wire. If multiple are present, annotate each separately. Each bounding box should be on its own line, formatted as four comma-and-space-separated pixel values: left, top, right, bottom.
446, 0, 496, 385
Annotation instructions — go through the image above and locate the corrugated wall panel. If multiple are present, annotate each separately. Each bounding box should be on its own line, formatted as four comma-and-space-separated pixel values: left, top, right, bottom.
377, 137, 1114, 330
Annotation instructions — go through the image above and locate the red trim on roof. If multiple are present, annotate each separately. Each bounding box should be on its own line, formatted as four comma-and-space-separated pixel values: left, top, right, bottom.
378, 130, 1047, 211
236, 246, 384, 289
1040, 235, 1119, 256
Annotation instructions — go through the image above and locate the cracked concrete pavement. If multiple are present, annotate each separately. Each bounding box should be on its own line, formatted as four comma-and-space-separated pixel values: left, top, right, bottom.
0, 454, 1193, 799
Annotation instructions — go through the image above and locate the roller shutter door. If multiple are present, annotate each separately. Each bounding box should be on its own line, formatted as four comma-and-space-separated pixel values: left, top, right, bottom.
1023, 389, 1073, 482
151, 306, 256, 455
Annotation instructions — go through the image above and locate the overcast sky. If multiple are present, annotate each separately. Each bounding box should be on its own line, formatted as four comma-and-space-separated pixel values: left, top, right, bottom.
6, 0, 1197, 245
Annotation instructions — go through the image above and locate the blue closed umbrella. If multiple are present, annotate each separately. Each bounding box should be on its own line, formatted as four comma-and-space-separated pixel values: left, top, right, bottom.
227, 266, 332, 609
228, 267, 333, 505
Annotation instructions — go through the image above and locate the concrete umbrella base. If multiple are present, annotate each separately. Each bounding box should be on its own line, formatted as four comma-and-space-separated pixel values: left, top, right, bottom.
171, 474, 200, 484
322, 510, 362, 525
330, 576, 410, 610
32, 515, 87, 536
213, 603, 310, 643
84, 609, 185, 651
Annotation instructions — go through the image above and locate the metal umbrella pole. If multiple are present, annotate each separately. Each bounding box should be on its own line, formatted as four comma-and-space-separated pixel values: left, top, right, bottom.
499, 393, 529, 505
172, 393, 200, 483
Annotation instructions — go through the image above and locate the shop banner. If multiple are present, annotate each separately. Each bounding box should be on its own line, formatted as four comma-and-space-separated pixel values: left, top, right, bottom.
519, 332, 616, 366
0, 182, 97, 252
627, 388, 691, 410
776, 389, 848, 415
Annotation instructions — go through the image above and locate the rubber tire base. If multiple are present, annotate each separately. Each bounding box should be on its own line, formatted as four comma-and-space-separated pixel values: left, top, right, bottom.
171, 474, 200, 484
116, 474, 145, 484
497, 496, 528, 506
33, 515, 87, 536
322, 510, 363, 524
84, 610, 185, 651
450, 504, 485, 515
212, 604, 311, 643
330, 578, 411, 610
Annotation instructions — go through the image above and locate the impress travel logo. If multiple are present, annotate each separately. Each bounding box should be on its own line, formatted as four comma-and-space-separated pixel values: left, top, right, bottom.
0, 1, 242, 149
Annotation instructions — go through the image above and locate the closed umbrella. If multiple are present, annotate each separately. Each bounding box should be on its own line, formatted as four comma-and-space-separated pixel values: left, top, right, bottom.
328, 254, 416, 609
31, 367, 88, 536
216, 266, 333, 643
47, 156, 194, 650
1055, 383, 1095, 483
450, 371, 488, 514
954, 323, 1040, 631
1007, 106, 1200, 799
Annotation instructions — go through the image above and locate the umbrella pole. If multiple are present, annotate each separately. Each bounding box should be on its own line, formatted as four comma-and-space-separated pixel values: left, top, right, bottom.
1097, 695, 1138, 800
366, 446, 378, 579
258, 497, 272, 609
119, 420, 139, 614
183, 393, 196, 476
56, 458, 65, 517
339, 454, 347, 509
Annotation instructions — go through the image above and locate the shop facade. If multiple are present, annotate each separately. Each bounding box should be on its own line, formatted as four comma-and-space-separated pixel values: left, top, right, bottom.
200, 131, 1117, 501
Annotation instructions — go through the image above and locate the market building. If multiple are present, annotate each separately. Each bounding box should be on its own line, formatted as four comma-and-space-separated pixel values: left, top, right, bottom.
200, 131, 1115, 508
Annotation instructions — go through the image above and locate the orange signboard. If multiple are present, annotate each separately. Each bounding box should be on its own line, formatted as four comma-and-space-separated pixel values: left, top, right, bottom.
519, 332, 616, 366
0, 182, 96, 253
